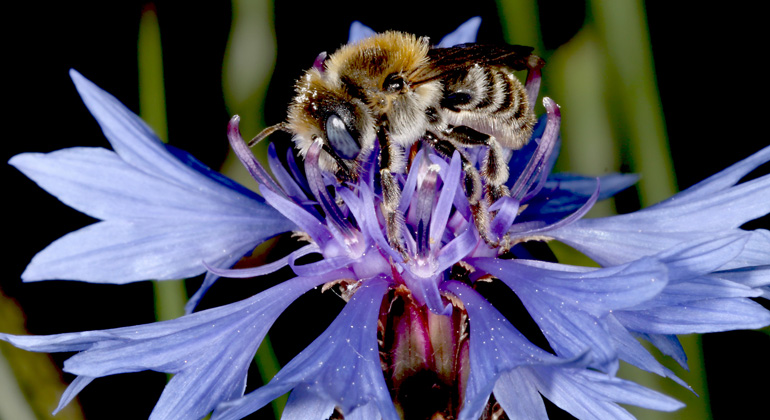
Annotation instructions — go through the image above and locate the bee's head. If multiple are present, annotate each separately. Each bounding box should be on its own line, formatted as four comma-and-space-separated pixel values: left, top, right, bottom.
287, 66, 377, 178
286, 31, 442, 177
324, 31, 442, 148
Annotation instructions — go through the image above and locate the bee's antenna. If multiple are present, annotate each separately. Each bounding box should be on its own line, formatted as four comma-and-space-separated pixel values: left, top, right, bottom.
249, 122, 290, 148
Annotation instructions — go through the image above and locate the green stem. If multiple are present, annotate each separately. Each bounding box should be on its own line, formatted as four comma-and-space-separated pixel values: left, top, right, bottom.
138, 4, 189, 325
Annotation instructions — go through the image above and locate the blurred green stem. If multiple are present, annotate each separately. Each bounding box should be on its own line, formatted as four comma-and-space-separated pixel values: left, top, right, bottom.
495, 0, 543, 50
138, 4, 188, 323
591, 0, 676, 204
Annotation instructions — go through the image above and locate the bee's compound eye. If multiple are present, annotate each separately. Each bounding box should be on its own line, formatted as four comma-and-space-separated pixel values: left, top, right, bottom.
325, 114, 361, 160
383, 73, 405, 93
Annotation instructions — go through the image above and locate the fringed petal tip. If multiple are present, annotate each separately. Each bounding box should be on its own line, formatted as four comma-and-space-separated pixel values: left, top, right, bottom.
348, 21, 376, 43
437, 17, 482, 47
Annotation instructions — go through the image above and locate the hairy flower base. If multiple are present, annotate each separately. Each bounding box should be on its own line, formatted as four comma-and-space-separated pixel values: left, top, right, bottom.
3, 18, 770, 420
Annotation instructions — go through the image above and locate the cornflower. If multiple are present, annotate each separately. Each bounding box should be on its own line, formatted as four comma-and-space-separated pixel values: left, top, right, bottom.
3, 18, 769, 420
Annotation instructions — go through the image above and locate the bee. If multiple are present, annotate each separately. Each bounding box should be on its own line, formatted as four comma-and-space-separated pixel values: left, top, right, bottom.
251, 30, 544, 250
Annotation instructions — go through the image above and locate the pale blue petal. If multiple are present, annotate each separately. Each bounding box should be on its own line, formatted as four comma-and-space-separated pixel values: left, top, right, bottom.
470, 257, 668, 370
20, 220, 275, 283
523, 366, 684, 419
659, 145, 770, 204
9, 148, 275, 223
281, 389, 335, 420
716, 265, 770, 289
443, 281, 563, 420
655, 233, 748, 280
348, 21, 376, 43
635, 334, 687, 368
54, 376, 94, 414
71, 70, 237, 190
615, 298, 770, 334
718, 229, 770, 271
522, 173, 638, 222
550, 163, 770, 266
437, 17, 482, 47
12, 71, 294, 284
492, 369, 548, 420
471, 257, 668, 317
605, 316, 690, 389
212, 278, 398, 420
632, 276, 762, 310
1, 275, 326, 419
494, 361, 684, 420
621, 234, 764, 310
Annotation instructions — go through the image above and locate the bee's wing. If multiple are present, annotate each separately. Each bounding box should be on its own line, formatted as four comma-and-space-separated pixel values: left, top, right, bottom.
412, 44, 544, 84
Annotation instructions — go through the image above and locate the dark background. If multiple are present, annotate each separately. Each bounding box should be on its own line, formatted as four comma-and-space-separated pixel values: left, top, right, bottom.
3, 1, 768, 419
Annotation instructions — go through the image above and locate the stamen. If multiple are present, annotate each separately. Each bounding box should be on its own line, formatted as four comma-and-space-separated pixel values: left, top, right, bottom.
488, 196, 521, 241
525, 57, 543, 111
285, 147, 313, 199
266, 143, 313, 203
414, 159, 439, 258
227, 116, 286, 197
312, 51, 328, 72
508, 178, 600, 238
429, 151, 462, 251
204, 244, 319, 278
509, 98, 561, 201
304, 139, 358, 246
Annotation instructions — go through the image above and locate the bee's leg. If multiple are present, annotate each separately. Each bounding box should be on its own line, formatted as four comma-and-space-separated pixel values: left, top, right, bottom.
442, 126, 510, 205
378, 126, 407, 256
423, 131, 492, 245
423, 132, 482, 204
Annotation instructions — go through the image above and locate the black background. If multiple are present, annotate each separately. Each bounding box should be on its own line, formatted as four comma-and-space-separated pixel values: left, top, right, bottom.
3, 1, 768, 419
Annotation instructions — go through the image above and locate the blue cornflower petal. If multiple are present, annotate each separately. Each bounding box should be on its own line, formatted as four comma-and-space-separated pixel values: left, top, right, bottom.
348, 21, 377, 43
437, 16, 482, 47
637, 333, 688, 368
494, 364, 684, 420
280, 388, 335, 420
212, 277, 398, 420
442, 281, 564, 420
470, 256, 668, 372
11, 71, 294, 288
519, 172, 639, 223
0, 275, 327, 419
621, 233, 764, 311
549, 147, 770, 266
604, 315, 690, 389
665, 145, 770, 203
593, 232, 770, 374
615, 298, 770, 334
546, 173, 640, 202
